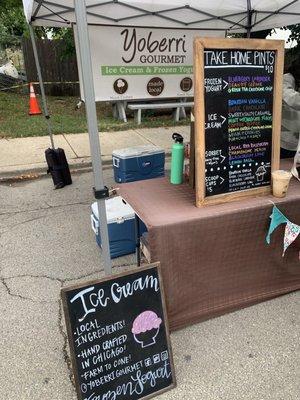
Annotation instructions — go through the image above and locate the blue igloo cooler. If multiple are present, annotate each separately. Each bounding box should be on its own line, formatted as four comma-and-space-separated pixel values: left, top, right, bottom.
112, 144, 165, 183
90, 196, 147, 258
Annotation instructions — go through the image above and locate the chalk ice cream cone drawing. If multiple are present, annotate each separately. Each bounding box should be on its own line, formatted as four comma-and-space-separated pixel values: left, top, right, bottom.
132, 311, 162, 348
255, 165, 267, 182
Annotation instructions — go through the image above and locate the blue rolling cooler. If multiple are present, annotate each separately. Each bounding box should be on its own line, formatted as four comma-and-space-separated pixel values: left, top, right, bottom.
90, 196, 146, 258
112, 144, 165, 183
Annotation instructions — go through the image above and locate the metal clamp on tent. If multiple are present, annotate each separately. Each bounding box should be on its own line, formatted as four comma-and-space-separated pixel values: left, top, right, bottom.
93, 186, 110, 199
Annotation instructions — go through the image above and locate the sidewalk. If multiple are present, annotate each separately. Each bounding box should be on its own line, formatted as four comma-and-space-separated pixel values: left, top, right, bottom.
0, 126, 190, 179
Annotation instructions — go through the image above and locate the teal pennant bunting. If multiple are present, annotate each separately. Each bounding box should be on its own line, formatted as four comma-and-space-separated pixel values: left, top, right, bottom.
266, 206, 288, 244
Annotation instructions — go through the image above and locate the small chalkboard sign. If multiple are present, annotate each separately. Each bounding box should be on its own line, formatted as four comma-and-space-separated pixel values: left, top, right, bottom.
194, 38, 284, 206
61, 263, 176, 400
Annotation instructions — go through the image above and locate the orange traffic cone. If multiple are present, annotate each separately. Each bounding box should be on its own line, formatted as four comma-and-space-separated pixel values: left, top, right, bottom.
29, 83, 42, 115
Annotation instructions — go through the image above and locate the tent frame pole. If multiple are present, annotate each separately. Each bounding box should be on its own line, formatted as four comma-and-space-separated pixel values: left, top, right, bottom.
28, 24, 55, 150
246, 0, 252, 38
74, 0, 112, 275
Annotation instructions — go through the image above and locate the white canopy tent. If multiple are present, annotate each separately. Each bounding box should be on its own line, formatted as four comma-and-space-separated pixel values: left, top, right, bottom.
23, 1, 300, 33
22, 0, 300, 275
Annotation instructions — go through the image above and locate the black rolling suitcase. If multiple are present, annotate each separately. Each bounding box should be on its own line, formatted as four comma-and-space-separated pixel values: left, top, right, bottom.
45, 148, 72, 189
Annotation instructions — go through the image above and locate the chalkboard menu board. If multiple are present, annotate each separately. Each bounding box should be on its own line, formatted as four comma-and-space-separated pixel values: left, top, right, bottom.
61, 264, 176, 400
194, 38, 284, 206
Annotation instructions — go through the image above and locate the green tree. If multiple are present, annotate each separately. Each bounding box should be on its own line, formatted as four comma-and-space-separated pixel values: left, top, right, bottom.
285, 24, 300, 47
0, 1, 75, 58
0, 0, 51, 45
0, 0, 27, 45
0, 0, 22, 12
52, 28, 76, 59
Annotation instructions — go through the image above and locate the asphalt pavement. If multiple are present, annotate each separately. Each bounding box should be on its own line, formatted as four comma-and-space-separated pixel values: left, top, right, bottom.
0, 168, 299, 400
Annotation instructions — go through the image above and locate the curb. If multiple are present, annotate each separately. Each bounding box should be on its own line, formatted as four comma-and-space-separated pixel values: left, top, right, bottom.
0, 152, 172, 182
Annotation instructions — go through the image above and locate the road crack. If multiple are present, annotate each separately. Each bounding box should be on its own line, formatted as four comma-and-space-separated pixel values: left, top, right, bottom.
0, 276, 57, 303
58, 294, 75, 389
0, 205, 89, 235
1, 262, 134, 286
0, 277, 32, 302
0, 200, 91, 217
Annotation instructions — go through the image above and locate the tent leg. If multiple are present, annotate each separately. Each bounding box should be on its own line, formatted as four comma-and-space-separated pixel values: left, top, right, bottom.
74, 0, 112, 275
28, 24, 55, 150
246, 0, 252, 38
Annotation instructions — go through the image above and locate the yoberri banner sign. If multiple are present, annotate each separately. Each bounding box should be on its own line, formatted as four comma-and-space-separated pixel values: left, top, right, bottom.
74, 26, 222, 101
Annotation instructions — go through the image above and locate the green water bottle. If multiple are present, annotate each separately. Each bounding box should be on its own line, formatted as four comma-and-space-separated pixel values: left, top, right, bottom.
170, 133, 184, 184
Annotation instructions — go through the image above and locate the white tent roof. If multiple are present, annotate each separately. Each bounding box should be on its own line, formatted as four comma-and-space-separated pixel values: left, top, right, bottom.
23, 0, 300, 33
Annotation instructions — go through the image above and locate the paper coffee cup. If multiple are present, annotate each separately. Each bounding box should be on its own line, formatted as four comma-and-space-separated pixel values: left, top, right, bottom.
271, 170, 292, 198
